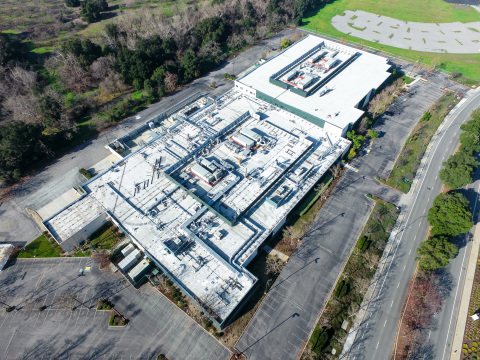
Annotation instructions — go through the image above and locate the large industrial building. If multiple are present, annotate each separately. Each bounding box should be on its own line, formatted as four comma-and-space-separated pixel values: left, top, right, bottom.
43, 35, 391, 328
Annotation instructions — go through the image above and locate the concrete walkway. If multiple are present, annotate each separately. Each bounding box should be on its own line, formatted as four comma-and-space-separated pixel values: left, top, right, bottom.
332, 10, 480, 54
450, 220, 480, 358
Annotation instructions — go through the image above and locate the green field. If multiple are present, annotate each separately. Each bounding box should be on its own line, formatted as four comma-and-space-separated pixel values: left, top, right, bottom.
302, 0, 480, 81
17, 235, 62, 258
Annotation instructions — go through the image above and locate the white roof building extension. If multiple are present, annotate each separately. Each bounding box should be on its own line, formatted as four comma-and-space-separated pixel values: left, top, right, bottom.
235, 34, 391, 137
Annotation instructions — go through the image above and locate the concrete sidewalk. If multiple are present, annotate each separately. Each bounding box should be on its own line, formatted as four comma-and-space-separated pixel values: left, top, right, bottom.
450, 223, 480, 359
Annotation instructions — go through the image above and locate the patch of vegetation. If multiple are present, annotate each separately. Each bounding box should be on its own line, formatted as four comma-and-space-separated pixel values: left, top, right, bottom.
468, 27, 479, 33
17, 234, 62, 258
306, 200, 399, 358
382, 93, 458, 193
97, 298, 113, 310
347, 23, 366, 31
79, 168, 93, 179
224, 73, 237, 81
88, 222, 123, 250
108, 311, 127, 326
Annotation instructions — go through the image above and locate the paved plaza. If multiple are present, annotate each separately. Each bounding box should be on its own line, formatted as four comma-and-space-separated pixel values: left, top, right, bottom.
332, 10, 480, 53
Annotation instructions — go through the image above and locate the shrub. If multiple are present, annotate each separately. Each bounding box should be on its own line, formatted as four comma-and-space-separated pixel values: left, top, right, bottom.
5, 306, 13, 312
313, 331, 329, 353
474, 342, 478, 347
38, 306, 45, 312
464, 344, 469, 349
420, 112, 431, 122
121, 319, 126, 326
334, 280, 346, 297
79, 168, 93, 179
339, 283, 350, 298
463, 349, 468, 354
451, 71, 462, 79
357, 236, 367, 250
224, 73, 236, 80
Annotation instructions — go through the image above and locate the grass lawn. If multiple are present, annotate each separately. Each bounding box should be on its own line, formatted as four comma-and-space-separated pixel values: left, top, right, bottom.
302, 0, 480, 81
382, 92, 458, 193
88, 222, 121, 250
17, 234, 61, 258
30, 46, 55, 54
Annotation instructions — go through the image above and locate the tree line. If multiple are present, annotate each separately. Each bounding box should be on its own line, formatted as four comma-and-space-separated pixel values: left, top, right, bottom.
415, 108, 480, 270
0, 0, 331, 184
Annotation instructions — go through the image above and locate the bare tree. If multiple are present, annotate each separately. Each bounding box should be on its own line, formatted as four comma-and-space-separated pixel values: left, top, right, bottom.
363, 251, 379, 271
330, 164, 342, 179
290, 32, 302, 43
266, 255, 283, 275
164, 72, 178, 93
353, 276, 370, 295
92, 250, 111, 270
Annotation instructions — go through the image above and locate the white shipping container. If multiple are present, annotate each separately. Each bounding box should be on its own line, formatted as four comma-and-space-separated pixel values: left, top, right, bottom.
121, 244, 134, 257
128, 259, 150, 282
118, 249, 141, 272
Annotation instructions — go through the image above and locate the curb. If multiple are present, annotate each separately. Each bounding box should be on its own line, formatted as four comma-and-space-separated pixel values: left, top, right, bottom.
449, 212, 480, 359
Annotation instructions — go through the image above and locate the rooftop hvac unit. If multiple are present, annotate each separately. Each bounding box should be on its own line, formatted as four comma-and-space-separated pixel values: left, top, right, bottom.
240, 128, 262, 143
231, 134, 255, 150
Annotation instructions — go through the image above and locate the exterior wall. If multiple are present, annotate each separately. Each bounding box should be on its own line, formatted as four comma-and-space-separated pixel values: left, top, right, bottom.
235, 82, 256, 97
255, 90, 326, 129
60, 212, 109, 252
323, 121, 343, 138
273, 216, 287, 236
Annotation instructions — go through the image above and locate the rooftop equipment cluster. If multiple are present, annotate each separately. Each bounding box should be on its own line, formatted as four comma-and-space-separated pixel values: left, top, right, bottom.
230, 127, 263, 150
190, 158, 226, 186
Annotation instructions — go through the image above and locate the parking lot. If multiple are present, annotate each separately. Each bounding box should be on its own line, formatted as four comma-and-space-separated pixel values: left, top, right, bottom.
0, 258, 230, 360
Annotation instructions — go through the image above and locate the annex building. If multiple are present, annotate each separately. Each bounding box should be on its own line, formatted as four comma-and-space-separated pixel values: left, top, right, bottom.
236, 34, 391, 137
43, 35, 391, 328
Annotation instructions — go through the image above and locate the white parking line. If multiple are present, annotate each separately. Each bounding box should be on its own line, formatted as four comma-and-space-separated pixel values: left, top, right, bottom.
296, 325, 309, 335
391, 300, 394, 307
397, 282, 400, 288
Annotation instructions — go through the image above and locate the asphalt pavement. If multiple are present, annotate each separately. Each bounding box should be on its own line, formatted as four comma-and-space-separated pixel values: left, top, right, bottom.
0, 258, 230, 360
235, 77, 446, 360
345, 88, 480, 360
